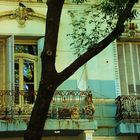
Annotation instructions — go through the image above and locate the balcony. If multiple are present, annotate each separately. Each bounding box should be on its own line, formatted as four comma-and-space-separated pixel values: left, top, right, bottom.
0, 90, 95, 120
0, 90, 97, 134
115, 95, 140, 122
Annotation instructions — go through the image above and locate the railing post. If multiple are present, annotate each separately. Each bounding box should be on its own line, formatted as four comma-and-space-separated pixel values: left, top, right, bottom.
83, 130, 94, 140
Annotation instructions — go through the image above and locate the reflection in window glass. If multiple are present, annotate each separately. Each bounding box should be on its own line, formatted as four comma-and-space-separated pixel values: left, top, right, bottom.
15, 44, 37, 55
24, 61, 34, 104
24, 60, 33, 80
14, 60, 19, 104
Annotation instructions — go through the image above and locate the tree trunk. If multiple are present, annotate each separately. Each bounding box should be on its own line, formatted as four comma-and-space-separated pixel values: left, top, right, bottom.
24, 0, 64, 139
24, 85, 54, 140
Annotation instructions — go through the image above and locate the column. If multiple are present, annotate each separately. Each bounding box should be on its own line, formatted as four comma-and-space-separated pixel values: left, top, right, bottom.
6, 35, 14, 111
6, 35, 14, 91
84, 130, 94, 140
19, 58, 24, 106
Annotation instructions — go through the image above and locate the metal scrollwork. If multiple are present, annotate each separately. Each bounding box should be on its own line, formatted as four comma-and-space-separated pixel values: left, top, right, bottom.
115, 95, 140, 122
123, 22, 140, 38
0, 90, 95, 121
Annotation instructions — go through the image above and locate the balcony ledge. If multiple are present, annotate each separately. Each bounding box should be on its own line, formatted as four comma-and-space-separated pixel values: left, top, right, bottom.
116, 121, 140, 135
0, 118, 97, 132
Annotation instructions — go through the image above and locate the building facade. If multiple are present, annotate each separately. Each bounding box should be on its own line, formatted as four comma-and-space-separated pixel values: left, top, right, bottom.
0, 0, 139, 140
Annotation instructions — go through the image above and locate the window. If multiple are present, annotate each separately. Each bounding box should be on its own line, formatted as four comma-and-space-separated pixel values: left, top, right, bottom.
14, 44, 37, 55
14, 43, 38, 105
117, 42, 140, 95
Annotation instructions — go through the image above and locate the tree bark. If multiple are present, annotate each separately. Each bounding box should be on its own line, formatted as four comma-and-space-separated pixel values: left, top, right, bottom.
24, 0, 64, 139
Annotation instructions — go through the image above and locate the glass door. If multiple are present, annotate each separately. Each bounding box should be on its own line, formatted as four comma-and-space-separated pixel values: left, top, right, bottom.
14, 44, 38, 106
15, 56, 37, 105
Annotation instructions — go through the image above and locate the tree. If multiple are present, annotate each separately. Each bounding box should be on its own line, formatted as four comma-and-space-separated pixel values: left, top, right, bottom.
24, 0, 138, 139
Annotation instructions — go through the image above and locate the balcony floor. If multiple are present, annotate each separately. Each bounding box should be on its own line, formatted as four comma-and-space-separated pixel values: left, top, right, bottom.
0, 129, 83, 138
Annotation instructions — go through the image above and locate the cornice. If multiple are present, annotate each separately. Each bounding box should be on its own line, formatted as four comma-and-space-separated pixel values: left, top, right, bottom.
0, 2, 46, 27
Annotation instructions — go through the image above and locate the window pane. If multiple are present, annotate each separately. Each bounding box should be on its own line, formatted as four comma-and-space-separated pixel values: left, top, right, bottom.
24, 61, 35, 104
117, 44, 128, 95
15, 44, 37, 55
132, 45, 140, 93
117, 42, 140, 95
14, 60, 19, 104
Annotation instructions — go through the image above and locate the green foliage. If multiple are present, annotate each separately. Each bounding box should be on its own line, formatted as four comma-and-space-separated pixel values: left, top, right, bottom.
101, 0, 128, 16
68, 0, 138, 56
101, 0, 138, 20
68, 6, 115, 55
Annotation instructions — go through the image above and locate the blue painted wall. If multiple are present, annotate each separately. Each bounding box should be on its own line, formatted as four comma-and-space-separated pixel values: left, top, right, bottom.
57, 79, 117, 136
57, 80, 116, 99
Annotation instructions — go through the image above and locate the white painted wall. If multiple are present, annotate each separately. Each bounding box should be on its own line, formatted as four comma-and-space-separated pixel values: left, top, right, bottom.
0, 1, 117, 82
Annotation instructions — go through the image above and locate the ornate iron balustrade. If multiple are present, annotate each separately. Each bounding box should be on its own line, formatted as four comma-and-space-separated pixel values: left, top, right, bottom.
0, 90, 95, 120
115, 95, 140, 122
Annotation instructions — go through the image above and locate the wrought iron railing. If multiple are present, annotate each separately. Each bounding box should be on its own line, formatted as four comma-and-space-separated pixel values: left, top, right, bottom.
115, 95, 140, 122
0, 90, 95, 120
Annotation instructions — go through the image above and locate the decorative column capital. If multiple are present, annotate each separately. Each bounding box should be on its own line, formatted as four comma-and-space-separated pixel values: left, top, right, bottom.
122, 22, 140, 37
84, 130, 94, 140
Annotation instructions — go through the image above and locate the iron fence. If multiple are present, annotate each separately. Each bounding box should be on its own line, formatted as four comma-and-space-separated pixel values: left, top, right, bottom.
115, 95, 140, 122
0, 90, 95, 120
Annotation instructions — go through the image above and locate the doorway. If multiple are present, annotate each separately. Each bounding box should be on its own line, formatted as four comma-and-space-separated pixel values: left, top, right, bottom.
14, 44, 38, 106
